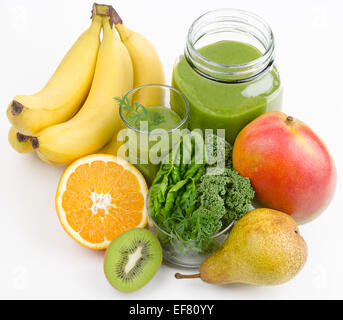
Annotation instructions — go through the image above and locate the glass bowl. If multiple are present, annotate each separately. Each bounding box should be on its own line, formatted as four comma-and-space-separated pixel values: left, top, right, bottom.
146, 190, 234, 269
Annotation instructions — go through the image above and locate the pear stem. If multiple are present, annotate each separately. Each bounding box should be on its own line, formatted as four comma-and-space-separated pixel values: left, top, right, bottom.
175, 273, 201, 280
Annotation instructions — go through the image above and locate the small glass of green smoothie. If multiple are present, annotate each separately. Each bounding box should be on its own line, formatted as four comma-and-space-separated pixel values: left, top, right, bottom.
118, 84, 189, 185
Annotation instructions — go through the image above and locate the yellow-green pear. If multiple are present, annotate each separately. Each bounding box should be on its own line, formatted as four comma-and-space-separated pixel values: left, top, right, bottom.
176, 208, 307, 286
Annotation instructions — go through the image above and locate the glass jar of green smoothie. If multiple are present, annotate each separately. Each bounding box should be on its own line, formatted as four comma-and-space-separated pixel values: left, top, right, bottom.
172, 9, 283, 144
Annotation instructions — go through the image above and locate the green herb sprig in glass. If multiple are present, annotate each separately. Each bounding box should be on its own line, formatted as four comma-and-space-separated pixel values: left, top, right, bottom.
115, 96, 164, 131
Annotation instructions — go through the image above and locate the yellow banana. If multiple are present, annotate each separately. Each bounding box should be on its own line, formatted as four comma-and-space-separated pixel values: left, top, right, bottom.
99, 130, 125, 158
32, 17, 133, 166
115, 16, 165, 106
7, 16, 102, 136
8, 127, 33, 154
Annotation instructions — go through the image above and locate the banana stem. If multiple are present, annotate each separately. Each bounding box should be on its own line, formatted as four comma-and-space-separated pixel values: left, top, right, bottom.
91, 3, 110, 17
91, 3, 122, 28
175, 273, 201, 279
108, 6, 123, 25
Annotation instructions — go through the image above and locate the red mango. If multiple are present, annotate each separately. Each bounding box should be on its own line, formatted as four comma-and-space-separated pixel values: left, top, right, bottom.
233, 111, 336, 224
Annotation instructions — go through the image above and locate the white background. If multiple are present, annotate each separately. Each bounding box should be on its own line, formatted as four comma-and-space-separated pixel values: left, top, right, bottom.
0, 0, 342, 300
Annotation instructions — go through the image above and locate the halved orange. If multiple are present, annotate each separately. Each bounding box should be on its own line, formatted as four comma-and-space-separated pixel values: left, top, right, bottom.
55, 154, 148, 250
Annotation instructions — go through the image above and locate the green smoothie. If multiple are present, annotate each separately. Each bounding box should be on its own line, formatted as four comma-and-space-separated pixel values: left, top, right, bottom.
172, 41, 282, 143
125, 106, 183, 186
126, 106, 182, 132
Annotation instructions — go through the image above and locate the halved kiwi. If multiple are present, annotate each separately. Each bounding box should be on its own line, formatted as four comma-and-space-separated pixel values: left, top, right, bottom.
104, 228, 162, 292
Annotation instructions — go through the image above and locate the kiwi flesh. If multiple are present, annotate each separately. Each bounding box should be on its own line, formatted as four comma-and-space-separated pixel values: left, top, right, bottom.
104, 228, 163, 292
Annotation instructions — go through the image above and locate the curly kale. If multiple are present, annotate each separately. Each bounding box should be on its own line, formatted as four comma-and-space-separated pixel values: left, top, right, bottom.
149, 134, 255, 252
205, 132, 233, 167
198, 168, 254, 228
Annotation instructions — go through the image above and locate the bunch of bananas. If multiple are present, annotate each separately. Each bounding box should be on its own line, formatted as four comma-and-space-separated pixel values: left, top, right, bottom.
7, 3, 165, 166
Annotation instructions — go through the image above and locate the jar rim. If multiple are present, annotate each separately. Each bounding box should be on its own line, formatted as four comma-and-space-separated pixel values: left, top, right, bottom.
185, 8, 275, 83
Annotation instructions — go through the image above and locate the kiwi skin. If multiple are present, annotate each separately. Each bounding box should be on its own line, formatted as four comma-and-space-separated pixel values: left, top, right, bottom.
104, 228, 162, 292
